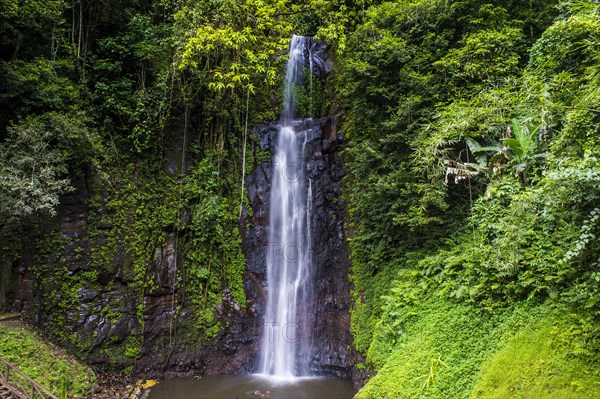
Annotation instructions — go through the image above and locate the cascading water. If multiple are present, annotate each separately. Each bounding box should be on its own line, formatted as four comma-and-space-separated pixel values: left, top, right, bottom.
259, 35, 314, 377
146, 35, 356, 399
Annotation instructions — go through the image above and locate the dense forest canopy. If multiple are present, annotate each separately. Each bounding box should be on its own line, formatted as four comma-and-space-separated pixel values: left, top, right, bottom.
1, 0, 599, 397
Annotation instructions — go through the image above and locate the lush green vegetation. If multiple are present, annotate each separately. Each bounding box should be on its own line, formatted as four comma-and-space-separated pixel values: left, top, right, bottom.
0, 0, 303, 368
340, 0, 600, 397
355, 300, 600, 398
0, 322, 95, 398
1, 0, 599, 397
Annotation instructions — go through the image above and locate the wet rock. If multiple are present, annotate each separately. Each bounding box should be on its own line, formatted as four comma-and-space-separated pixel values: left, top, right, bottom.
322, 139, 337, 154
134, 117, 354, 379
146, 232, 179, 296
243, 117, 354, 378
78, 288, 98, 301
309, 41, 334, 78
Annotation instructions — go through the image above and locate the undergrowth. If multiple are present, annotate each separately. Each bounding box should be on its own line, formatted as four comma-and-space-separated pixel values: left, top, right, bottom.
0, 322, 95, 398
356, 299, 600, 398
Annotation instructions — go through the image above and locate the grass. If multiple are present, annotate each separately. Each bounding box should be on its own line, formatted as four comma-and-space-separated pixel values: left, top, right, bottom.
355, 299, 600, 399
0, 320, 96, 398
471, 311, 600, 399
356, 299, 502, 399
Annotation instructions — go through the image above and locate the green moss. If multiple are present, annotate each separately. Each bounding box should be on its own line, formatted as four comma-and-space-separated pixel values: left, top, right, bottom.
0, 323, 95, 398
124, 338, 142, 360
471, 311, 600, 399
357, 299, 502, 399
355, 300, 600, 399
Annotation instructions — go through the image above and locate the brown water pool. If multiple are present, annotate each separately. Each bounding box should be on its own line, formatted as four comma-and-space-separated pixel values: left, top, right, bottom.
146, 374, 356, 399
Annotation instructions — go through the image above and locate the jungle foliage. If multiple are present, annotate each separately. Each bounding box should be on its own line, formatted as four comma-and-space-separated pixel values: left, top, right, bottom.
0, 0, 354, 374
0, 321, 95, 398
1, 0, 599, 397
340, 0, 600, 397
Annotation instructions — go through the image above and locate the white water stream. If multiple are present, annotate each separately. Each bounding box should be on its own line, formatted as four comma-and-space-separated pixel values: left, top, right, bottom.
258, 35, 314, 377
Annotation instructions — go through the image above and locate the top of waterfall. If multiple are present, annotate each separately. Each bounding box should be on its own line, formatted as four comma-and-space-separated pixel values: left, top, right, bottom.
282, 35, 310, 125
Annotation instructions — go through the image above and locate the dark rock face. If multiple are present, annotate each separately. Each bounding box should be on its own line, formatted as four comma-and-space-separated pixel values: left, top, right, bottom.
309, 40, 335, 79
243, 117, 354, 378
135, 255, 263, 376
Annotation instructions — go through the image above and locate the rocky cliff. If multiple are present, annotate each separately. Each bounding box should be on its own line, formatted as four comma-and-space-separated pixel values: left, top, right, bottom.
243, 117, 354, 377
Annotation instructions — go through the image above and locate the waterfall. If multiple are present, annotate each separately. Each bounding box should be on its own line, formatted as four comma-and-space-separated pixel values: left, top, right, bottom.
259, 35, 314, 377
308, 43, 314, 116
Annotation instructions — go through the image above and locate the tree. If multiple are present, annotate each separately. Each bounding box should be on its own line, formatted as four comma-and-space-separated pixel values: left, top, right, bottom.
0, 113, 92, 227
